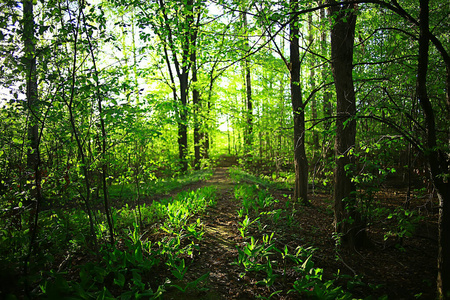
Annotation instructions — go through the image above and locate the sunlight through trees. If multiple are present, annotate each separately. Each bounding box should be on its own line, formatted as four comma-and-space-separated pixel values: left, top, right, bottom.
0, 0, 449, 298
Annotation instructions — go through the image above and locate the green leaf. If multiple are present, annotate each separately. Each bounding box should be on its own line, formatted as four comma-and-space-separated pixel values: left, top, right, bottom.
301, 255, 314, 273
114, 272, 125, 288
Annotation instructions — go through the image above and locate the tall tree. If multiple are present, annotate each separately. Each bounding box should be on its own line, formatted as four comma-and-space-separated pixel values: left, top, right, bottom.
65, 1, 97, 245
308, 13, 319, 153
134, 0, 200, 172
192, 44, 201, 170
290, 0, 308, 204
241, 8, 253, 157
23, 0, 40, 205
329, 1, 366, 247
81, 4, 115, 245
319, 1, 333, 159
22, 0, 44, 293
414, 0, 450, 297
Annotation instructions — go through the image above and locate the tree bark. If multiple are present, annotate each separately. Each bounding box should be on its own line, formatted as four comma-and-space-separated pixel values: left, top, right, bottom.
415, 1, 450, 298
242, 9, 253, 157
329, 1, 366, 247
320, 2, 333, 161
290, 0, 308, 204
178, 72, 189, 173
156, 0, 192, 173
308, 13, 319, 152
192, 52, 201, 170
244, 61, 253, 155
23, 0, 40, 203
22, 0, 44, 294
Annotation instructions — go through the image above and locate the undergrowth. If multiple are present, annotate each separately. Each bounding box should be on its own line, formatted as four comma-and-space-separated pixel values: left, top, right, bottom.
229, 166, 293, 190
0, 181, 216, 299
109, 169, 214, 203
231, 174, 385, 299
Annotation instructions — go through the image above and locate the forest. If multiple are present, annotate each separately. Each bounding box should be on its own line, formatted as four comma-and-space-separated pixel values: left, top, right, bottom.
0, 0, 449, 299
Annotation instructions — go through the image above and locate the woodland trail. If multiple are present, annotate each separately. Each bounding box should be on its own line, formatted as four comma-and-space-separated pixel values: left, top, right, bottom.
162, 166, 257, 300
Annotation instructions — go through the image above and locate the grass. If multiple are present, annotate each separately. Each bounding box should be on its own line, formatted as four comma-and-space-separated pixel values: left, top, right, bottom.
108, 169, 214, 203
229, 166, 294, 190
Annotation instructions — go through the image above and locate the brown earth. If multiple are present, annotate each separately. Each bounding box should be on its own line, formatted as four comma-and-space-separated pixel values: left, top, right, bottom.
158, 165, 438, 300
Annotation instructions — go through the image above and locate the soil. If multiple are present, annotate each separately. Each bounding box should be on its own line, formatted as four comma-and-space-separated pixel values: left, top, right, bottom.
153, 162, 439, 300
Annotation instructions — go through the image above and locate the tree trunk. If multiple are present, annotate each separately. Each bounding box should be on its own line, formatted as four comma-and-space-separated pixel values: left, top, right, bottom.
320, 2, 333, 161
22, 1, 44, 294
178, 70, 189, 172
308, 13, 319, 152
192, 53, 201, 170
242, 9, 253, 157
290, 0, 308, 204
178, 0, 195, 173
157, 0, 192, 173
245, 62, 253, 155
81, 6, 114, 245
23, 0, 40, 204
415, 1, 450, 297
329, 1, 366, 248
66, 6, 97, 245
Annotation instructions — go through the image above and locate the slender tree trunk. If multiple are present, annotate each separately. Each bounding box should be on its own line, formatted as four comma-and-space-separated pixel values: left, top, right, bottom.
131, 9, 140, 104
191, 10, 200, 170
192, 53, 201, 170
66, 7, 96, 245
22, 1, 43, 294
329, 1, 366, 248
178, 0, 197, 173
82, 7, 114, 245
23, 0, 40, 205
245, 62, 253, 154
156, 0, 191, 173
203, 100, 211, 159
308, 14, 319, 152
179, 71, 189, 172
242, 9, 253, 157
278, 77, 285, 172
290, 0, 308, 204
415, 1, 450, 297
320, 1, 333, 161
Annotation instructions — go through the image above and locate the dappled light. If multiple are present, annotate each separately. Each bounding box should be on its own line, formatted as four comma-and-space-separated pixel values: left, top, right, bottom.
0, 0, 448, 298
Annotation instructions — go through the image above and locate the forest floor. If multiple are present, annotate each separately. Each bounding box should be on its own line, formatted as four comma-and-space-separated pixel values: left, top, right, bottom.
142, 158, 438, 300
12, 157, 438, 299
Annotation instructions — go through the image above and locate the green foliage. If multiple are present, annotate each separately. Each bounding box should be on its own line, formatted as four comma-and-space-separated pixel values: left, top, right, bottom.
234, 183, 279, 218
230, 183, 383, 299
36, 186, 216, 299
238, 215, 260, 238
109, 169, 213, 203
39, 229, 165, 299
0, 0, 447, 297
384, 208, 423, 243
233, 229, 361, 300
0, 185, 216, 298
229, 167, 293, 190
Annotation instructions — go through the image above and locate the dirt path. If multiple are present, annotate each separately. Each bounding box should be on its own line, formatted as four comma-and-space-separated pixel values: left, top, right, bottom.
163, 167, 257, 299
